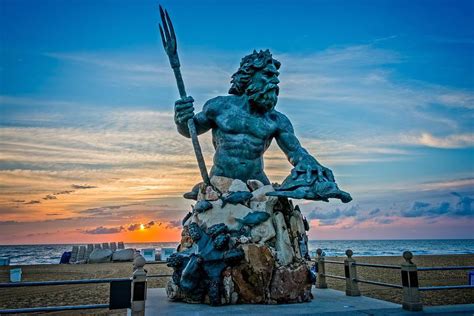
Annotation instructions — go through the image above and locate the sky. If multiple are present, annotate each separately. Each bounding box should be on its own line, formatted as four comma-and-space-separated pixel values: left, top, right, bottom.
0, 0, 473, 244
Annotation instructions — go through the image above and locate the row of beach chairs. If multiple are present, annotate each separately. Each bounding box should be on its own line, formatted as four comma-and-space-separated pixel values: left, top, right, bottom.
70, 241, 125, 263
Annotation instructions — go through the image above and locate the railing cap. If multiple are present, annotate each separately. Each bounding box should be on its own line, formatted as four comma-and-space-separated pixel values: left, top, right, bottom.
134, 254, 146, 269
403, 251, 413, 263
346, 249, 353, 258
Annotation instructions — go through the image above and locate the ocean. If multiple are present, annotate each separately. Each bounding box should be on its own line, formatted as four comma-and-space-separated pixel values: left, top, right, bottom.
0, 239, 473, 265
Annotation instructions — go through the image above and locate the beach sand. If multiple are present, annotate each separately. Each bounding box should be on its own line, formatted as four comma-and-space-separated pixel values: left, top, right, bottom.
0, 254, 472, 314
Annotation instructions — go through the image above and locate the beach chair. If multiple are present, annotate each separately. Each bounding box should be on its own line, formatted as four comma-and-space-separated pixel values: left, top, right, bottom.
0, 257, 10, 266
86, 244, 94, 260
94, 243, 102, 249
118, 241, 125, 249
110, 242, 117, 251
70, 246, 79, 263
102, 242, 109, 249
77, 246, 86, 262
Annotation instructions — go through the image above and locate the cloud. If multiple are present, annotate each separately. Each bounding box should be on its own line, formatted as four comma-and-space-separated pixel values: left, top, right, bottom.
24, 200, 41, 205
0, 221, 19, 225
54, 190, 75, 195
166, 220, 182, 229
452, 192, 474, 216
400, 192, 472, 218
127, 223, 142, 231
42, 194, 57, 200
84, 226, 124, 234
303, 190, 473, 229
305, 205, 359, 226
408, 133, 474, 149
307, 205, 358, 220
418, 178, 474, 191
71, 184, 97, 189
1, 42, 473, 241
128, 221, 156, 231
369, 208, 381, 216
401, 201, 452, 218
353, 207, 385, 223
375, 218, 394, 224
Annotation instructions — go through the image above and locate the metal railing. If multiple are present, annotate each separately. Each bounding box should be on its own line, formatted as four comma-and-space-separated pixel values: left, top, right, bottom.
0, 277, 130, 288
0, 255, 152, 315
313, 248, 474, 312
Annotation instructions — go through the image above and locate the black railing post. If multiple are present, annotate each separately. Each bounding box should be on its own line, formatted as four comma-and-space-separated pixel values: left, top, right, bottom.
344, 249, 360, 296
401, 251, 422, 311
131, 254, 147, 315
316, 248, 327, 289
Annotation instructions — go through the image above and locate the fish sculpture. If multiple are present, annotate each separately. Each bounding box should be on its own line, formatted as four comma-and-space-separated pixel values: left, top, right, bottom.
267, 169, 352, 203
182, 211, 193, 225
193, 200, 213, 213
221, 191, 253, 207
235, 211, 271, 228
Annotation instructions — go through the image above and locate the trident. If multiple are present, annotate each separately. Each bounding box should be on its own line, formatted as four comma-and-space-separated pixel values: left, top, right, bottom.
158, 6, 210, 185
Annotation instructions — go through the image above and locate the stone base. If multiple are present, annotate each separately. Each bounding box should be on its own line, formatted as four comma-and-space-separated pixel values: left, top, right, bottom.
166, 176, 314, 305
230, 244, 312, 304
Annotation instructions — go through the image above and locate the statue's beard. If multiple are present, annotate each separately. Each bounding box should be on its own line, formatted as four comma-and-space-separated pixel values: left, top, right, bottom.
246, 83, 279, 113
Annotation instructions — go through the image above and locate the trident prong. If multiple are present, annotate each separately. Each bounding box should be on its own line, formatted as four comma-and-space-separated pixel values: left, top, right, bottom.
157, 5, 210, 186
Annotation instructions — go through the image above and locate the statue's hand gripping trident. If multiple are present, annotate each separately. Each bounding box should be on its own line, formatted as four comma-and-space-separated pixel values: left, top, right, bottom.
159, 6, 210, 185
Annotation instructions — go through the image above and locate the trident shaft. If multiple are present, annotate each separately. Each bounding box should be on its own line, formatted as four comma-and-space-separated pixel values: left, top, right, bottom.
158, 5, 210, 185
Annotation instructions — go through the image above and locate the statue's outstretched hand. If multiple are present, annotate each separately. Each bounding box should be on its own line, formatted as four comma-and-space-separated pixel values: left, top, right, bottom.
174, 96, 195, 125
292, 156, 335, 183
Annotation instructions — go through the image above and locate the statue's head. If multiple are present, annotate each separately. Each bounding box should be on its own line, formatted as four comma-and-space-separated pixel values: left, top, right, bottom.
229, 50, 281, 112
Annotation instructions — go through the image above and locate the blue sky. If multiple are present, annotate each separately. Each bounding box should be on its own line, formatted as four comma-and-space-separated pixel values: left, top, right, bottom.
0, 0, 473, 243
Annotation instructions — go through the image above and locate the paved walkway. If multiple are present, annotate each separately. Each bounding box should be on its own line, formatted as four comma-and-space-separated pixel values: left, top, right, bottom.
144, 288, 474, 315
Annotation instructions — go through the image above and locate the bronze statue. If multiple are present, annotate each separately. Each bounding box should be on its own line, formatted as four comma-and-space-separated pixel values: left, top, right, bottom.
159, 5, 351, 306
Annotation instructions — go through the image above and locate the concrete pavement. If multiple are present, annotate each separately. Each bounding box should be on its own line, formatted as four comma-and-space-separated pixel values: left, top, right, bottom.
144, 288, 474, 315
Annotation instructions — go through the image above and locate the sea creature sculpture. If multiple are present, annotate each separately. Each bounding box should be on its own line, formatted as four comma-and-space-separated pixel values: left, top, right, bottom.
207, 223, 228, 238
303, 216, 310, 231
182, 212, 193, 225
267, 169, 352, 203
236, 211, 271, 228
183, 183, 202, 200
193, 200, 213, 214
221, 191, 253, 207
167, 222, 244, 306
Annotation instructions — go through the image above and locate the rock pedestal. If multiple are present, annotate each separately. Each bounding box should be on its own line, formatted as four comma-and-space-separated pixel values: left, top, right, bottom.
166, 176, 314, 305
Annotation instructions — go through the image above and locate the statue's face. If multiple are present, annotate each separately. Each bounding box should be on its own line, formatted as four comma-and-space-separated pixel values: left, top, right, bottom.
246, 63, 280, 112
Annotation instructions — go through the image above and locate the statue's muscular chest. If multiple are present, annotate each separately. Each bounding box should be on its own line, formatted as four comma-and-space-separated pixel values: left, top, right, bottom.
214, 106, 277, 140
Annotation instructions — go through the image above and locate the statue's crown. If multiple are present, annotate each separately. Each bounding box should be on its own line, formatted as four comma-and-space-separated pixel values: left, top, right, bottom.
239, 49, 281, 71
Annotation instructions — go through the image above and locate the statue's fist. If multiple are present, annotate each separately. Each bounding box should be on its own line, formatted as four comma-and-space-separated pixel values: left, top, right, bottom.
174, 96, 195, 125
292, 156, 335, 183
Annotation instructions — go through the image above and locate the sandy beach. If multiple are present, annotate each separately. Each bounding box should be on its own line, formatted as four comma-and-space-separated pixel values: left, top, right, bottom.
0, 254, 472, 314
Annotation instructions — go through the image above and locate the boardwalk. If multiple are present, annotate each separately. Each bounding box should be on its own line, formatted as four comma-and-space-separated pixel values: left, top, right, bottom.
144, 288, 474, 315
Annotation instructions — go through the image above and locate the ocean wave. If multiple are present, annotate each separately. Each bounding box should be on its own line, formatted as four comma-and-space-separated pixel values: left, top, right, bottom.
1, 240, 473, 265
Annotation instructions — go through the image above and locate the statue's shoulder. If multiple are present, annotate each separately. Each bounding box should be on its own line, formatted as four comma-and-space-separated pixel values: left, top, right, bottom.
271, 110, 293, 129
203, 95, 240, 115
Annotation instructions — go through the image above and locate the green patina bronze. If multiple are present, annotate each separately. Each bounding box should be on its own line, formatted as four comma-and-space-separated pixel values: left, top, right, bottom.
175, 49, 351, 203
159, 5, 351, 306
159, 6, 350, 203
